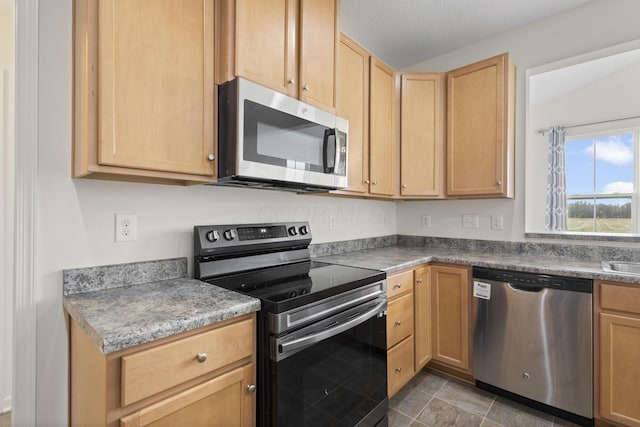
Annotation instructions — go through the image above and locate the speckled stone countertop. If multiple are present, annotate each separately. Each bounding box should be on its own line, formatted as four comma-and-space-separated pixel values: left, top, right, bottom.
63, 258, 260, 354
314, 246, 640, 284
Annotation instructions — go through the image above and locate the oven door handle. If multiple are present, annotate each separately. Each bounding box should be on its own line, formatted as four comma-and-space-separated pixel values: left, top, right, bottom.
277, 300, 386, 360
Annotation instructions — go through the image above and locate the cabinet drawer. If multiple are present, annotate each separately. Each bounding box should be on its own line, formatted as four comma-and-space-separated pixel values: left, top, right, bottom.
388, 336, 415, 398
387, 292, 414, 348
600, 283, 640, 316
121, 318, 253, 406
387, 270, 414, 299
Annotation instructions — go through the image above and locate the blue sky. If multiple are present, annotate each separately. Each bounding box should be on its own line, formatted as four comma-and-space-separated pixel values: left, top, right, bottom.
565, 133, 634, 197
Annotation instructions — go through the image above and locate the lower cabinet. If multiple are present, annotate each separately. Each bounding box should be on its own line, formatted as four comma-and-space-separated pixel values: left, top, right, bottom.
69, 313, 256, 427
386, 263, 471, 397
596, 281, 640, 426
386, 269, 415, 397
430, 264, 471, 374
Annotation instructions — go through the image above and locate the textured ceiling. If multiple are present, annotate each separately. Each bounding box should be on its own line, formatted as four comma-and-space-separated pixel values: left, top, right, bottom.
340, 0, 594, 69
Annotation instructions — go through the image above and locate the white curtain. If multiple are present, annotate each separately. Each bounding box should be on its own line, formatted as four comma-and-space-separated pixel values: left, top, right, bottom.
545, 126, 567, 231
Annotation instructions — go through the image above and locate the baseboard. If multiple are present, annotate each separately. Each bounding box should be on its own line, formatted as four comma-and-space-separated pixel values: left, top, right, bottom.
0, 395, 11, 414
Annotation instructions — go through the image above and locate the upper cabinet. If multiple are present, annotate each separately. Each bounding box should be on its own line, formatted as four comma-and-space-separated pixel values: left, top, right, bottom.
221, 0, 337, 112
369, 57, 397, 197
400, 73, 445, 198
446, 53, 515, 198
335, 34, 397, 198
336, 34, 370, 194
74, 0, 217, 185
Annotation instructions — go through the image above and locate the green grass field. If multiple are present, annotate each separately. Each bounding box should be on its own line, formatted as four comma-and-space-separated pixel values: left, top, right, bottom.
567, 218, 632, 233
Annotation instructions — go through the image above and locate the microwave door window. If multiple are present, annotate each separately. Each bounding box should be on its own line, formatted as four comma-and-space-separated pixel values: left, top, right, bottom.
244, 100, 327, 172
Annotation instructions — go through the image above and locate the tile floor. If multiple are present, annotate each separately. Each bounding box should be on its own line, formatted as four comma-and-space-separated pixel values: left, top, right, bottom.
388, 369, 580, 427
0, 412, 9, 427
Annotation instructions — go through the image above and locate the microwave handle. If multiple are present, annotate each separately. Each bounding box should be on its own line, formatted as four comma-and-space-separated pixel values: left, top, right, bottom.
323, 129, 336, 173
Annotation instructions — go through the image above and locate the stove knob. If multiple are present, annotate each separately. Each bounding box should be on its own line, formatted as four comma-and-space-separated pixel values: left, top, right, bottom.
223, 229, 236, 241
206, 230, 219, 242
299, 225, 309, 235
288, 226, 298, 236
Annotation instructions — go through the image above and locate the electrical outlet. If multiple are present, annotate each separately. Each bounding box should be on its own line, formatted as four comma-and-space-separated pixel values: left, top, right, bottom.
115, 213, 137, 242
329, 215, 337, 230
491, 214, 504, 230
462, 214, 479, 229
421, 215, 431, 228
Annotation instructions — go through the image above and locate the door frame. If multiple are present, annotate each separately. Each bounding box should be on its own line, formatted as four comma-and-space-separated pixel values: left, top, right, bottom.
13, 0, 38, 425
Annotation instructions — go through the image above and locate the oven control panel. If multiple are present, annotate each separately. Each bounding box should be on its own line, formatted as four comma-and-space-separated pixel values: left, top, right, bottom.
194, 222, 312, 256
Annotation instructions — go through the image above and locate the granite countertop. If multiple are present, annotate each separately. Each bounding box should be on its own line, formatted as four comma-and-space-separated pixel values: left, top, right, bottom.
63, 258, 261, 354
314, 245, 640, 284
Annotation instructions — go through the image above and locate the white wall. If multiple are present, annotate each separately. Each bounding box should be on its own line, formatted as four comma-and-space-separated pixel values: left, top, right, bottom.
36, 2, 396, 425
527, 60, 640, 231
397, 0, 640, 241
0, 6, 14, 415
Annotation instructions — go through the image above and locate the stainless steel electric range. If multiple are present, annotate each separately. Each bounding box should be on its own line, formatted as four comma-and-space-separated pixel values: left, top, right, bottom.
194, 222, 389, 427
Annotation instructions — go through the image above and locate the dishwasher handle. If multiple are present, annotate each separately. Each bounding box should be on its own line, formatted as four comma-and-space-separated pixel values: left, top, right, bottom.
508, 283, 544, 292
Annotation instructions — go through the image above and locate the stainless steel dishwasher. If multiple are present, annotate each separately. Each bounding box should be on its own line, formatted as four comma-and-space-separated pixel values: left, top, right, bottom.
472, 267, 593, 426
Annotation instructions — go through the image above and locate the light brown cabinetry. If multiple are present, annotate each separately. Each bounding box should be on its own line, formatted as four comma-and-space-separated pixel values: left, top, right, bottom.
69, 314, 256, 427
596, 281, 640, 426
221, 0, 337, 112
413, 266, 432, 371
386, 269, 415, 397
400, 73, 445, 198
336, 34, 369, 194
369, 57, 397, 197
446, 53, 515, 198
335, 34, 397, 198
73, 0, 217, 185
430, 264, 471, 373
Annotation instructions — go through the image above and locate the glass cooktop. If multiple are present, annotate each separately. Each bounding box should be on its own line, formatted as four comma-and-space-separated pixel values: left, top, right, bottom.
203, 260, 386, 313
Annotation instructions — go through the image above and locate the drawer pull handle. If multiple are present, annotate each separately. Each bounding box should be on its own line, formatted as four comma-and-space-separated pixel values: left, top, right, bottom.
394, 283, 402, 289
394, 320, 402, 326
196, 353, 207, 363
247, 384, 257, 394
395, 367, 402, 373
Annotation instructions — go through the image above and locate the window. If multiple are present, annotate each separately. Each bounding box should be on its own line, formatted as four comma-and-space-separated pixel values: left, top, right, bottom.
565, 129, 638, 233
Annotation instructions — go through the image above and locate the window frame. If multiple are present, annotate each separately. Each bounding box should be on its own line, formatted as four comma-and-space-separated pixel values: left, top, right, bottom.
564, 126, 640, 234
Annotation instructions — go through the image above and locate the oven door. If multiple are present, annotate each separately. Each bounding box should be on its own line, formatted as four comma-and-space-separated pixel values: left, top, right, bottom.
270, 297, 388, 427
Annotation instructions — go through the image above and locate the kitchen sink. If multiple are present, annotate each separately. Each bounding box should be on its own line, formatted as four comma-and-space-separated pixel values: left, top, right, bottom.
602, 261, 640, 275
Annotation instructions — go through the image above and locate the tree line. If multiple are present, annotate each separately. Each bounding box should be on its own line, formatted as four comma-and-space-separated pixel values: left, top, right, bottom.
568, 200, 632, 218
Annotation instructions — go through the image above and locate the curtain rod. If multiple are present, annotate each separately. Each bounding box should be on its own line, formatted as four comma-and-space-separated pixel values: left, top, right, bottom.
535, 114, 640, 136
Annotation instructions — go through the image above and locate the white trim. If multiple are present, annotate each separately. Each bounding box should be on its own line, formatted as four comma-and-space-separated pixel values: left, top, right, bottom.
13, 0, 38, 425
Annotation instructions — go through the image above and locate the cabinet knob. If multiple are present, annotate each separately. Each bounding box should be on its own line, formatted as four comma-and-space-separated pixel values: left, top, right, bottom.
394, 320, 401, 326
288, 78, 295, 85
394, 283, 402, 289
395, 367, 402, 373
402, 184, 407, 188
371, 181, 377, 185
417, 278, 423, 284
364, 180, 370, 184
207, 154, 215, 161
196, 353, 207, 363
247, 384, 257, 394
303, 84, 310, 91
496, 180, 502, 186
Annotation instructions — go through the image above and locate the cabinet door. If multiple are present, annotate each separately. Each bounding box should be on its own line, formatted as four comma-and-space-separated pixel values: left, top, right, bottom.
120, 363, 255, 427
446, 53, 514, 198
600, 313, 640, 425
388, 336, 415, 398
235, 0, 297, 97
414, 266, 432, 371
369, 57, 396, 197
299, 0, 337, 111
336, 34, 369, 194
400, 73, 445, 198
98, 0, 216, 176
431, 264, 470, 372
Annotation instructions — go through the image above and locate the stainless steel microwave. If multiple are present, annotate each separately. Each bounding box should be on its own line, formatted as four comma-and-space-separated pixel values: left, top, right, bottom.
216, 78, 348, 192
